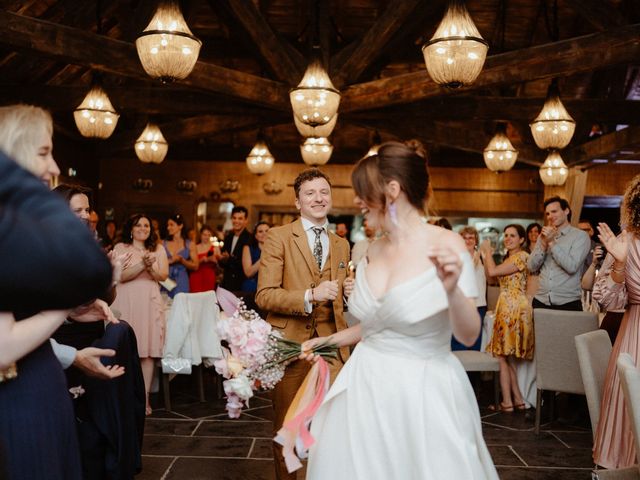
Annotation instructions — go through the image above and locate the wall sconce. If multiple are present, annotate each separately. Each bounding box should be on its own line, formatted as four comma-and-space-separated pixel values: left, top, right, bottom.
219, 178, 240, 193
263, 180, 283, 195
176, 179, 197, 194
132, 178, 153, 193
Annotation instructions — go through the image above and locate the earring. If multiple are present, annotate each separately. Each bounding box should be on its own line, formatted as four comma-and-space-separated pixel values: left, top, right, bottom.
130, 232, 134, 240
388, 202, 398, 226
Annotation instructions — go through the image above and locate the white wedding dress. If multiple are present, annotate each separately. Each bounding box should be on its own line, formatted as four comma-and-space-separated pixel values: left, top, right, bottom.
306, 254, 498, 479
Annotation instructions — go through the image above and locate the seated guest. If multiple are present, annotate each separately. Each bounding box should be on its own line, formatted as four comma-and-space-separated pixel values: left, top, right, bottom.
189, 225, 221, 293
163, 214, 199, 298
241, 221, 270, 292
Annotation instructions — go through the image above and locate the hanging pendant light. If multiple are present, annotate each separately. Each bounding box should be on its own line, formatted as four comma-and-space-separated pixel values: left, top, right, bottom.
135, 123, 168, 164
530, 79, 575, 150
422, 1, 489, 88
135, 1, 202, 83
290, 57, 340, 130
294, 114, 337, 138
246, 133, 275, 175
300, 137, 333, 166
73, 85, 119, 139
539, 150, 569, 186
483, 123, 518, 172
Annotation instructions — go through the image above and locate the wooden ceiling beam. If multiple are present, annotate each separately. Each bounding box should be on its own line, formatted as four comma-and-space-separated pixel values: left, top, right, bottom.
350, 96, 640, 124
565, 125, 640, 167
330, 0, 423, 88
341, 23, 640, 113
564, 0, 626, 31
349, 117, 543, 166
212, 0, 305, 85
0, 10, 291, 111
0, 84, 276, 116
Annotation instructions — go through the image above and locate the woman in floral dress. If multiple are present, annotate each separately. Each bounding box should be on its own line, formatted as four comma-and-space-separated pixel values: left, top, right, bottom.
480, 224, 534, 411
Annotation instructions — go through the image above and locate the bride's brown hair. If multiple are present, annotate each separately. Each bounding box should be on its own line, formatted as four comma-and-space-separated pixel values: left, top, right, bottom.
351, 140, 430, 214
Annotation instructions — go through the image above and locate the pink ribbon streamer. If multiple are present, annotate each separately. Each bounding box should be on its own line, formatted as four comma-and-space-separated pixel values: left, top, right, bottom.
274, 358, 330, 473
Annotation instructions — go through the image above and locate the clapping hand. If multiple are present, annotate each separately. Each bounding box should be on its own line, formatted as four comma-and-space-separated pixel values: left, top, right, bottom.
478, 239, 493, 258
427, 246, 463, 294
597, 222, 629, 264
142, 252, 156, 270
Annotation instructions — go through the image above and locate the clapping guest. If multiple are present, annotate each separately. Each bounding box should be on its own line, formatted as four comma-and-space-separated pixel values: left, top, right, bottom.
0, 104, 112, 480
241, 222, 270, 293
163, 214, 198, 298
480, 224, 532, 412
593, 174, 640, 469
111, 215, 168, 416
189, 225, 221, 293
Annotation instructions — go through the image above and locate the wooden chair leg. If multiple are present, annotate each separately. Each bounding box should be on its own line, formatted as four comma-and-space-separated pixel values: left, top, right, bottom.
196, 365, 205, 403
535, 389, 543, 434
162, 373, 171, 412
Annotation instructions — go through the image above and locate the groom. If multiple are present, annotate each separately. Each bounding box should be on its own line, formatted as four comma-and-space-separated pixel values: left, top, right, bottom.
256, 168, 351, 480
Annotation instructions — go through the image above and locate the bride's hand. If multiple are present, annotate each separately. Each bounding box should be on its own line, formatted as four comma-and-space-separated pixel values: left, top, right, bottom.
298, 337, 327, 363
426, 246, 463, 294
597, 223, 629, 264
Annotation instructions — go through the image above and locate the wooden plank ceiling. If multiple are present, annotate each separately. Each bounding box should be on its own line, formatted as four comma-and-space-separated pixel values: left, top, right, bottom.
1, 0, 640, 169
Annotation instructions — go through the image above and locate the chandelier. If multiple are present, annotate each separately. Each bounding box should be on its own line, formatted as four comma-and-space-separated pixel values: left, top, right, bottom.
135, 123, 168, 164
422, 1, 488, 88
73, 85, 119, 139
294, 114, 337, 138
539, 150, 569, 186
300, 137, 333, 166
290, 58, 340, 129
530, 79, 575, 150
135, 1, 202, 83
246, 136, 275, 175
483, 123, 518, 172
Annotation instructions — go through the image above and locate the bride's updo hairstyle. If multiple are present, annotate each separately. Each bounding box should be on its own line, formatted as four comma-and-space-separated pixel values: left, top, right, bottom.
351, 139, 430, 214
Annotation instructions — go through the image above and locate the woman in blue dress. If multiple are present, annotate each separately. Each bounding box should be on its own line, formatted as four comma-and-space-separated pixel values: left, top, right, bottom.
241, 221, 270, 292
163, 214, 199, 298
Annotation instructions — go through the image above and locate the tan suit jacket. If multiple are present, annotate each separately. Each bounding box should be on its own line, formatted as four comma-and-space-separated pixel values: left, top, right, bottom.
255, 218, 351, 361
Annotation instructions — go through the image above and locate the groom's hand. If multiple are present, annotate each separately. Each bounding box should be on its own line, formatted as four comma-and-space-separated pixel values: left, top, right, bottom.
313, 280, 339, 302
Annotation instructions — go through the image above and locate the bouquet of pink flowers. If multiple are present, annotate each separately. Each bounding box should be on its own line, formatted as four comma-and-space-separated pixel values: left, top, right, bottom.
213, 289, 337, 418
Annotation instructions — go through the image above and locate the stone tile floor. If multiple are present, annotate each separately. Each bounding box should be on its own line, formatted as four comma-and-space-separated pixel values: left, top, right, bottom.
139, 372, 597, 479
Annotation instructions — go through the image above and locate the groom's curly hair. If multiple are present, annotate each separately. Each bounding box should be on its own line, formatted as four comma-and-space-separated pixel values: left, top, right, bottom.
294, 168, 332, 198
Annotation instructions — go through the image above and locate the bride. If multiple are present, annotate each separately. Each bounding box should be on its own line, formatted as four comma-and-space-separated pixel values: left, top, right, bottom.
300, 141, 498, 479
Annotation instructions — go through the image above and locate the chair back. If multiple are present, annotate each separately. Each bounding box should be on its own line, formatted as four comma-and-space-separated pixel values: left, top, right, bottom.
534, 308, 598, 394
575, 330, 613, 439
618, 353, 640, 465
486, 285, 500, 312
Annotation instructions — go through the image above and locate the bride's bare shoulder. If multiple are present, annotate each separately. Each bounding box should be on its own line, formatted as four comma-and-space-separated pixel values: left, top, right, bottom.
425, 224, 466, 253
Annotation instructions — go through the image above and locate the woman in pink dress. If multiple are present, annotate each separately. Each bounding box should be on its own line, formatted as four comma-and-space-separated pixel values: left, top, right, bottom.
593, 173, 640, 469
112, 214, 168, 415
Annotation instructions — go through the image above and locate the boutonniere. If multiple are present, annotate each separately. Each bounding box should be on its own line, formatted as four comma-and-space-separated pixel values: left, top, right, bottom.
338, 261, 346, 269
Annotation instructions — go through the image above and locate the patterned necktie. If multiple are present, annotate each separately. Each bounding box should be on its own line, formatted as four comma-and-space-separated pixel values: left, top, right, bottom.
312, 227, 323, 270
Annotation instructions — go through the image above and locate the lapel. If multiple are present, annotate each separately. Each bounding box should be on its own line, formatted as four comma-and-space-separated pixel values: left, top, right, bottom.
291, 218, 319, 277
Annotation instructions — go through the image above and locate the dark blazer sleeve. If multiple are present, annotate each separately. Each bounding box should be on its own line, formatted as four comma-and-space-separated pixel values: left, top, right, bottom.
0, 151, 112, 312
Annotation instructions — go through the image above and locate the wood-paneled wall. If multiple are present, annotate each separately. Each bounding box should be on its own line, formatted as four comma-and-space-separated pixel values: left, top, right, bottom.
96, 157, 640, 227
